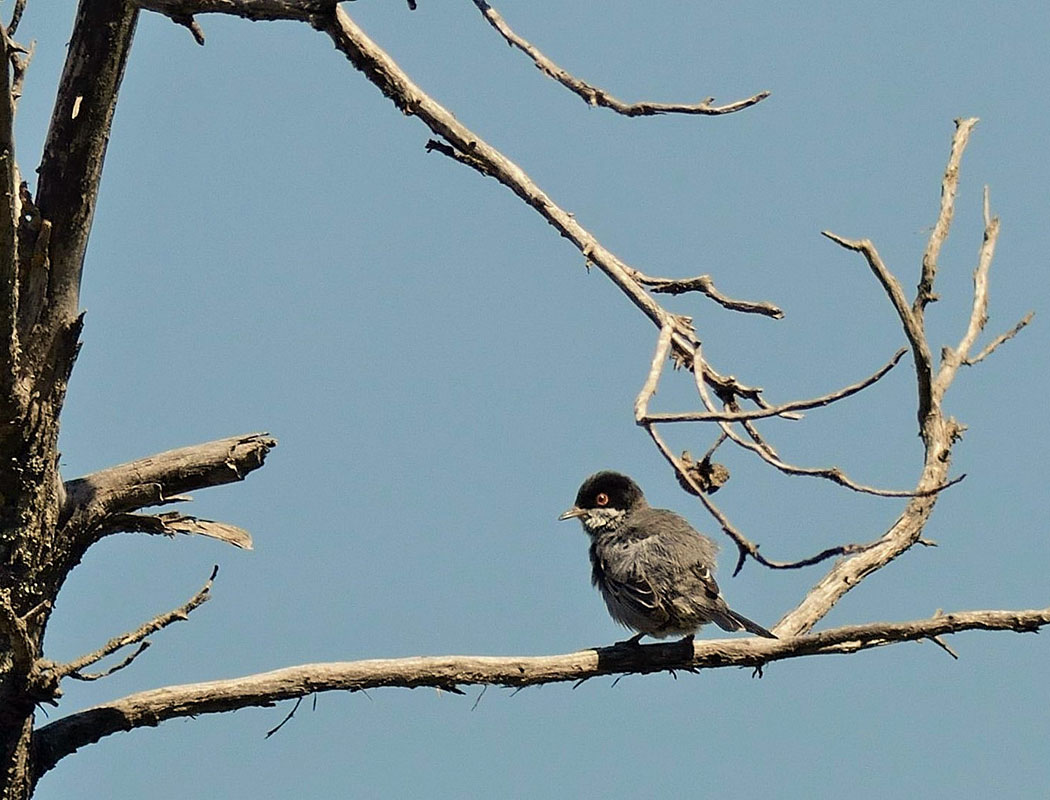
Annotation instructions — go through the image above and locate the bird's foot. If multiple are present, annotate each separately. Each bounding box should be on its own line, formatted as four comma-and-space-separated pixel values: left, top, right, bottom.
615, 632, 646, 648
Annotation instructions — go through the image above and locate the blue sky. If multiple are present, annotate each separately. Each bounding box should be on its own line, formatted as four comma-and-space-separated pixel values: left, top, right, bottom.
20, 3, 1049, 798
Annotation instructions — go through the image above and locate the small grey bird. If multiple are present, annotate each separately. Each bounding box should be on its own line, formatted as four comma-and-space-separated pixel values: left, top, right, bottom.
559, 470, 776, 643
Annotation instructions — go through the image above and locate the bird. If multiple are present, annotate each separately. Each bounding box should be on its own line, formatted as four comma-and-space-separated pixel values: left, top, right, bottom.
559, 470, 776, 644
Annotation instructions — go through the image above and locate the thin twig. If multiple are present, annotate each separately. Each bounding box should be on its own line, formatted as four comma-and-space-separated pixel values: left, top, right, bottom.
315, 7, 769, 407
963, 311, 1034, 366
693, 347, 954, 499
638, 273, 783, 318
470, 0, 769, 117
935, 187, 1001, 397
700, 431, 729, 463
264, 696, 303, 739
644, 418, 869, 575
952, 189, 999, 359
70, 642, 151, 681
928, 635, 959, 660
821, 231, 935, 425
642, 348, 906, 423
634, 331, 875, 573
51, 566, 219, 680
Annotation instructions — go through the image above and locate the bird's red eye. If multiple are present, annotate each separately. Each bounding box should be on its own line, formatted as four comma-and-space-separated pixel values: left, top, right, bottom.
595, 492, 610, 507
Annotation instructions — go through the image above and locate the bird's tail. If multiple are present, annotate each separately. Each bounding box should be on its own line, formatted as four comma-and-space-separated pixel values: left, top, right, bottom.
714, 607, 777, 639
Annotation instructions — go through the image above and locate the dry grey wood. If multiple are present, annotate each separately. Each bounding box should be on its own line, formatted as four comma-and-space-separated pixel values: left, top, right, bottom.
0, 5, 1036, 797
916, 118, 978, 318
634, 328, 872, 573
306, 13, 1027, 623
61, 433, 276, 541
690, 345, 949, 498
776, 119, 1021, 637
310, 6, 773, 407
0, 24, 18, 416
471, 0, 770, 118
1, 4, 142, 795
964, 311, 1034, 366
822, 231, 936, 427
7, 2, 27, 36
32, 0, 138, 363
66, 642, 151, 682
140, 2, 742, 393
0, 590, 33, 676
642, 348, 906, 423
98, 512, 253, 549
31, 606, 1050, 779
637, 272, 784, 318
136, 0, 334, 21
48, 567, 217, 681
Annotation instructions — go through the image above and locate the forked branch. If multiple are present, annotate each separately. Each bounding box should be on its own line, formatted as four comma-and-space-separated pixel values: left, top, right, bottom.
641, 348, 906, 423
97, 512, 253, 549
47, 566, 218, 681
778, 120, 1030, 635
61, 433, 276, 540
634, 326, 874, 573
636, 272, 783, 318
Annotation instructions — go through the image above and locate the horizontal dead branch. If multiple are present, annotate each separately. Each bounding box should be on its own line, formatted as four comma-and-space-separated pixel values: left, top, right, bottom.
136, 0, 336, 21
471, 0, 769, 118
32, 606, 1050, 778
61, 433, 276, 540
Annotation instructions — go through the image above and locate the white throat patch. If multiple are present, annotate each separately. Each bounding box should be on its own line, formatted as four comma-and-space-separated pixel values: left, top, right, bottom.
579, 507, 627, 534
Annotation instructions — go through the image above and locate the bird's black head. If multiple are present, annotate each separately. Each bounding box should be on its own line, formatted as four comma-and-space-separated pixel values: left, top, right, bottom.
559, 471, 647, 534
572, 471, 646, 512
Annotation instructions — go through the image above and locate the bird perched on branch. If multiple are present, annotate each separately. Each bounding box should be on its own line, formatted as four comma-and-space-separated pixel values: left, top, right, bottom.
559, 471, 776, 643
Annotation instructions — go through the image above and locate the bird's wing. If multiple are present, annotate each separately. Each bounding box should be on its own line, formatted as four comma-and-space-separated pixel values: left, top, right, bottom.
591, 544, 669, 625
689, 561, 723, 601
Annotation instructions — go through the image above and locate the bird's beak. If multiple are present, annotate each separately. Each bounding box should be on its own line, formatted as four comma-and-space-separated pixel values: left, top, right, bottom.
558, 506, 586, 521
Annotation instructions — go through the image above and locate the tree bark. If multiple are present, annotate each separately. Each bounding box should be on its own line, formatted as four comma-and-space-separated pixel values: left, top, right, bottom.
0, 2, 139, 796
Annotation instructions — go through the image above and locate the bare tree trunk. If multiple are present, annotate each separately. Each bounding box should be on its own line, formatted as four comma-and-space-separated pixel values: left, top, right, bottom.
0, 1, 138, 795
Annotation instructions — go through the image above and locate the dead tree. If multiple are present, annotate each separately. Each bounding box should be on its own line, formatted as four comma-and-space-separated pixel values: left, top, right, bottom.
0, 2, 1042, 798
